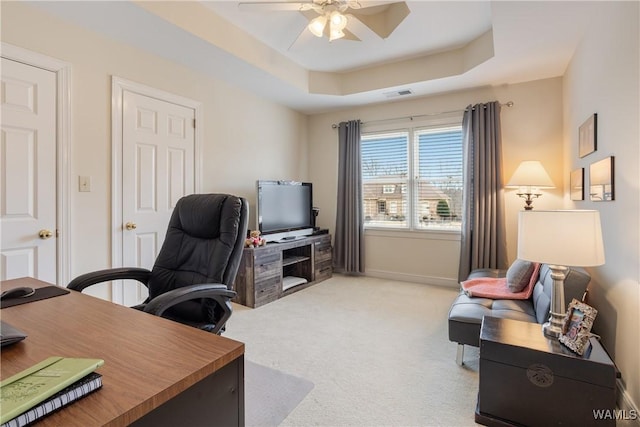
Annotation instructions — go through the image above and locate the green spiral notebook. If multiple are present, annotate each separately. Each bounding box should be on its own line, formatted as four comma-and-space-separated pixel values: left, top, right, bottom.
0, 356, 104, 424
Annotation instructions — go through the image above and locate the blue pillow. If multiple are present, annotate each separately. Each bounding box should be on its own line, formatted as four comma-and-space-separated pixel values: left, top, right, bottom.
506, 259, 536, 292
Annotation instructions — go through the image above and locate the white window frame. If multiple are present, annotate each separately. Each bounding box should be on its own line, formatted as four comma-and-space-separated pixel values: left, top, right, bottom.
361, 113, 463, 233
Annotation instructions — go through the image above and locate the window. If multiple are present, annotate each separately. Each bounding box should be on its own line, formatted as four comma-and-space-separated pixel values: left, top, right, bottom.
383, 184, 396, 194
361, 122, 463, 231
362, 132, 408, 227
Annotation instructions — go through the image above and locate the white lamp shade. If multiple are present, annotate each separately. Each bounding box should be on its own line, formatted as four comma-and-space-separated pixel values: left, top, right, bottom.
517, 210, 605, 266
308, 15, 327, 37
329, 11, 348, 30
329, 28, 345, 41
506, 161, 555, 188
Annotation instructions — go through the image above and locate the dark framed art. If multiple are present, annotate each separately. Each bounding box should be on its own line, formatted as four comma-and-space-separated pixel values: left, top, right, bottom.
570, 168, 584, 201
578, 113, 597, 158
559, 298, 598, 355
590, 156, 615, 201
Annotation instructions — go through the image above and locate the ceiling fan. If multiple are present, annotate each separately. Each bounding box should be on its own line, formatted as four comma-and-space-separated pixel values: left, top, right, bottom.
238, 0, 411, 42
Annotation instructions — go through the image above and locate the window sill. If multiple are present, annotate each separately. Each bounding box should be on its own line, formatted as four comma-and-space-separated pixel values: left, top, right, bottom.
364, 227, 461, 241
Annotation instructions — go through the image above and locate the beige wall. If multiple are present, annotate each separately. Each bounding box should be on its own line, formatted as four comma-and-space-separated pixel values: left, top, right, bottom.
1, 2, 308, 289
308, 78, 564, 286
562, 1, 639, 409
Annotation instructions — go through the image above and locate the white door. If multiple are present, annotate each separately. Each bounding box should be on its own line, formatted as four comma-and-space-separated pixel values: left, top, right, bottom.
0, 58, 57, 283
121, 90, 195, 306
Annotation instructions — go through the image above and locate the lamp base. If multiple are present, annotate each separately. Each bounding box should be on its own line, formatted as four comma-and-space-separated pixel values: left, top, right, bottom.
543, 265, 569, 338
516, 192, 542, 210
542, 313, 566, 338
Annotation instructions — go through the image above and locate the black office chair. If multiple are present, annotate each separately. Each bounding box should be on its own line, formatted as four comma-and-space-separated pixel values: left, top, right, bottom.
68, 193, 248, 335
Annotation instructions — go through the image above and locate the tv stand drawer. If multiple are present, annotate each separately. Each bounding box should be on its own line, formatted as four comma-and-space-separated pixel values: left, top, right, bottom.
314, 240, 332, 263
255, 276, 281, 306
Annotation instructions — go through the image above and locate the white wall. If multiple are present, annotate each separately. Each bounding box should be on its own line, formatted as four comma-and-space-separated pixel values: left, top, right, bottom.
1, 2, 309, 291
562, 1, 639, 410
308, 78, 564, 286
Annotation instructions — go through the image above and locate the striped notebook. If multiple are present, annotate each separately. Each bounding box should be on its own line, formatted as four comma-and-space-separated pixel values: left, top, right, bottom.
1, 372, 103, 427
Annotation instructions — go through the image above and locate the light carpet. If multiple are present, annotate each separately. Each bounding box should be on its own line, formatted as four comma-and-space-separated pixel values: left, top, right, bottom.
226, 275, 480, 426
245, 360, 314, 427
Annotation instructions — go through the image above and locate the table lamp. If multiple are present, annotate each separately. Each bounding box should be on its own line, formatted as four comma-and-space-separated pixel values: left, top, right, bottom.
506, 161, 555, 210
517, 210, 605, 337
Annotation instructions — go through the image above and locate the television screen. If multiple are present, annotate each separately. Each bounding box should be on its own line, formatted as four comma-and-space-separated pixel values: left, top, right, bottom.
257, 180, 313, 240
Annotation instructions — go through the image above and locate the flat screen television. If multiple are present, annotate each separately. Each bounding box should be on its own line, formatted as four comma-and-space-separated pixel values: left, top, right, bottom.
257, 180, 314, 243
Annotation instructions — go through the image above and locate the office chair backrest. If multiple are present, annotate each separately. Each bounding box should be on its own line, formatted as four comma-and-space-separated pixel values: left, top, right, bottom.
148, 194, 248, 300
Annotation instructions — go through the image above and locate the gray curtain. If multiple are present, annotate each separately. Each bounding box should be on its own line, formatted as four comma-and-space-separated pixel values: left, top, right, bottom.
334, 120, 364, 274
458, 102, 508, 281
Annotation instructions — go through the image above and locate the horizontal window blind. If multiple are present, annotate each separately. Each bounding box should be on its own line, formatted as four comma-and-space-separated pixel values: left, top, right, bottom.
361, 125, 463, 231
361, 132, 408, 180
417, 128, 462, 182
361, 132, 409, 228
415, 128, 463, 228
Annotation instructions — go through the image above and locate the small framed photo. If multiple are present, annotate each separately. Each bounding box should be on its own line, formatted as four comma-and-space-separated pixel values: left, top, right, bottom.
590, 156, 615, 201
579, 113, 597, 158
570, 168, 584, 201
559, 299, 598, 355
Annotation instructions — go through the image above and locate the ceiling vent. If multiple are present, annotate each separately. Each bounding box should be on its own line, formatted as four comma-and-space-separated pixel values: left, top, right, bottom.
383, 89, 413, 98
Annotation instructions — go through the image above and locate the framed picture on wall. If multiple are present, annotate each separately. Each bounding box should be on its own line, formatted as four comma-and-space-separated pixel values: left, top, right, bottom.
590, 156, 615, 201
578, 113, 597, 158
570, 168, 584, 201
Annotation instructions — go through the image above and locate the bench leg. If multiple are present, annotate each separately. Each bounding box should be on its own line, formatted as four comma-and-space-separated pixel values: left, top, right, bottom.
456, 343, 465, 366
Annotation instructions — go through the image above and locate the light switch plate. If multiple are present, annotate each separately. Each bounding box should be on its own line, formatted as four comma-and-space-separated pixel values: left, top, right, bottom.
79, 176, 91, 192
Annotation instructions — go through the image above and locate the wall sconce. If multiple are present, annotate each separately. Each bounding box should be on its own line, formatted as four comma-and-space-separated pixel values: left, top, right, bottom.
506, 161, 555, 210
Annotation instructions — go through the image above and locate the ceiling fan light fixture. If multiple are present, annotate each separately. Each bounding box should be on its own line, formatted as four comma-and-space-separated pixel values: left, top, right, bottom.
329, 28, 345, 41
329, 10, 348, 31
308, 15, 327, 37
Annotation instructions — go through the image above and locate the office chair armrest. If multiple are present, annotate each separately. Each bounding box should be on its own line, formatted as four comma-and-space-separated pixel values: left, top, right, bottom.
67, 267, 152, 292
142, 283, 236, 317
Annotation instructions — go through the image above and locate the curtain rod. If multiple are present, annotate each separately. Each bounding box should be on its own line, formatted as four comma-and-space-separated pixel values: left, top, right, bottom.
331, 101, 514, 129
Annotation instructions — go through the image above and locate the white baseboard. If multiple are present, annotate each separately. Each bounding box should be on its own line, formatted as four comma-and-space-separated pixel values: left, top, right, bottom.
365, 269, 459, 288
617, 379, 640, 426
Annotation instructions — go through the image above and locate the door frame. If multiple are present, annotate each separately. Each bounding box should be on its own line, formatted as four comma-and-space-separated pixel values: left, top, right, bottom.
111, 76, 202, 303
1, 42, 72, 286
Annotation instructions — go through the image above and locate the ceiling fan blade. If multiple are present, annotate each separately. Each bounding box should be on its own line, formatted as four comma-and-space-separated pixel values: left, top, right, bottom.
353, 0, 402, 9
341, 28, 361, 41
299, 9, 318, 21
238, 1, 315, 12
287, 24, 313, 50
349, 1, 409, 39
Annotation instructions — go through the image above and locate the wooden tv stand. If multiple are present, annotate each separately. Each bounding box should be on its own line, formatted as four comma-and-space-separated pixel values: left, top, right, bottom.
233, 233, 332, 308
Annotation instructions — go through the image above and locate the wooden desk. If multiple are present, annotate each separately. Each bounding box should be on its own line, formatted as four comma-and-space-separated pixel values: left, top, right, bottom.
0, 277, 245, 426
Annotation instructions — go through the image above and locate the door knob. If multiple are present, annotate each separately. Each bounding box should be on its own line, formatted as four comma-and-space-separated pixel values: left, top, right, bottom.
125, 222, 137, 230
38, 229, 53, 239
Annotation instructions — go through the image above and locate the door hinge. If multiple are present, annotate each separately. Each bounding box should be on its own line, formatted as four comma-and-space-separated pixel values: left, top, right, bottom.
193, 118, 196, 129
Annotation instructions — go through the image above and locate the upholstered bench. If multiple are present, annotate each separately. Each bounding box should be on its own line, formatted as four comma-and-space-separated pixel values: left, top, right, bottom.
447, 263, 591, 365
